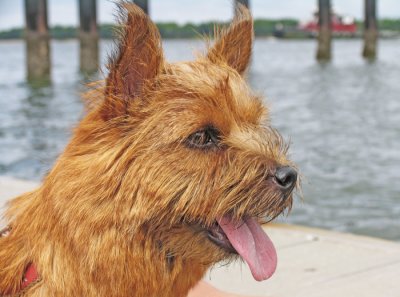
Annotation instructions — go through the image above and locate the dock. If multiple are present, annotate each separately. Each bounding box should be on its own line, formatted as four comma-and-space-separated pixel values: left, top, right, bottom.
1, 176, 399, 296
16, 0, 380, 84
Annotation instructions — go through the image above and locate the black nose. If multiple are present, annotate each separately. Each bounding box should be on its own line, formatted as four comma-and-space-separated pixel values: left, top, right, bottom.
274, 166, 297, 192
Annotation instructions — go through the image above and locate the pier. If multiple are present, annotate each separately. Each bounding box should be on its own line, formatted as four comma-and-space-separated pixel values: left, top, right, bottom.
316, 0, 331, 61
79, 0, 99, 74
1, 176, 400, 297
363, 0, 378, 59
19, 0, 381, 82
24, 0, 51, 85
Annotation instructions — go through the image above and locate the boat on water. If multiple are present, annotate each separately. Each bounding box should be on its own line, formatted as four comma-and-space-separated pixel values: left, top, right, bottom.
299, 10, 357, 37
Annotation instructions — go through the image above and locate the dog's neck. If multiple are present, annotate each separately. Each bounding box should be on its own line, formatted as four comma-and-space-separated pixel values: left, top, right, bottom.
2, 187, 206, 297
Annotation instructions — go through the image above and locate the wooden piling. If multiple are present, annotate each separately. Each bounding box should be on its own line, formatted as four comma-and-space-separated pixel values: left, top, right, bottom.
235, 0, 250, 9
316, 0, 332, 61
363, 0, 378, 60
134, 0, 149, 15
79, 0, 99, 75
24, 0, 51, 85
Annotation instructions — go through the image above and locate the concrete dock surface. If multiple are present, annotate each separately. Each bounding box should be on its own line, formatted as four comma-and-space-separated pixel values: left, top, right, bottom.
1, 176, 400, 297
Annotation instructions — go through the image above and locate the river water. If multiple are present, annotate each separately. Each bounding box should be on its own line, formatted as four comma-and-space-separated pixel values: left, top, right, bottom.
0, 39, 399, 240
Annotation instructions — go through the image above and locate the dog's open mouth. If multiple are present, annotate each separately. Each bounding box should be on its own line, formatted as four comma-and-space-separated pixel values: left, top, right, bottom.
207, 215, 277, 281
207, 221, 237, 253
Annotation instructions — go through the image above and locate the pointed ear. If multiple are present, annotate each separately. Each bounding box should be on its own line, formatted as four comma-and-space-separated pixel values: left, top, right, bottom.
207, 5, 253, 75
103, 3, 164, 119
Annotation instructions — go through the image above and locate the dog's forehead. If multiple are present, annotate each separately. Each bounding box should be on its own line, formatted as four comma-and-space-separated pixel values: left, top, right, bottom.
167, 61, 267, 126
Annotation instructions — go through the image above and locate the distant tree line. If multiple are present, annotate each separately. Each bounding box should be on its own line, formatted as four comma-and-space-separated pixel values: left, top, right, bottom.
0, 18, 400, 40
355, 18, 400, 31
0, 20, 300, 39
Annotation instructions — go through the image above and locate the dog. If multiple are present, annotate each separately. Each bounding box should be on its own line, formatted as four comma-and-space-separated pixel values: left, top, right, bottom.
0, 3, 297, 297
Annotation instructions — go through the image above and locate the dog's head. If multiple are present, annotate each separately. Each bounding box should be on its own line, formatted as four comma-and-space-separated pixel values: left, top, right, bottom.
68, 3, 298, 281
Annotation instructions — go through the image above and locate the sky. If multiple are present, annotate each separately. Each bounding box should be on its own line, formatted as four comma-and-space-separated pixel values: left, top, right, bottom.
0, 0, 399, 30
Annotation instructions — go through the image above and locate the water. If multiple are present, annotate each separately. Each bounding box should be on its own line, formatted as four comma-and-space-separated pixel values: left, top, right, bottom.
1, 39, 399, 241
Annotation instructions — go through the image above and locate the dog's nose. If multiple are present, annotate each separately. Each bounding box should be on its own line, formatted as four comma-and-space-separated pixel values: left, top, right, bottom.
274, 166, 297, 192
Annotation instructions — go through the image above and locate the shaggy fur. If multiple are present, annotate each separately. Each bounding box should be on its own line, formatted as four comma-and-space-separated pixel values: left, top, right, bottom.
0, 3, 296, 297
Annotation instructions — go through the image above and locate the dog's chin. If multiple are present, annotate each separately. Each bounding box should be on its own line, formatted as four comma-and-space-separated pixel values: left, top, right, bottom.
206, 221, 238, 254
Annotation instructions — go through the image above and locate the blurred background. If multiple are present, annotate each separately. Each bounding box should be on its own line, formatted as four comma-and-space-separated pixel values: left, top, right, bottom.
0, 0, 399, 241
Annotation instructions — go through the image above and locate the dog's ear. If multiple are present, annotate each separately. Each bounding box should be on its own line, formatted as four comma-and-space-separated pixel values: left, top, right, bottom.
207, 4, 253, 75
103, 3, 164, 120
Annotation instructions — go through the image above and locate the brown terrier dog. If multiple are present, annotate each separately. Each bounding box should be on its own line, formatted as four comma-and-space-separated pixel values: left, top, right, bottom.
0, 3, 297, 297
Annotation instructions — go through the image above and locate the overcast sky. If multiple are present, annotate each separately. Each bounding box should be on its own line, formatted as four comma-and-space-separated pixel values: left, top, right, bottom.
0, 0, 399, 30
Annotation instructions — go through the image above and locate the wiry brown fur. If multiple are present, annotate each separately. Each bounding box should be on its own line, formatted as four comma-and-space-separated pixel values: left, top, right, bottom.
0, 3, 296, 297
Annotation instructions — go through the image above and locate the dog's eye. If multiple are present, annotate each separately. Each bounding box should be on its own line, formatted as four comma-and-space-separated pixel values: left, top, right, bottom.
187, 126, 220, 149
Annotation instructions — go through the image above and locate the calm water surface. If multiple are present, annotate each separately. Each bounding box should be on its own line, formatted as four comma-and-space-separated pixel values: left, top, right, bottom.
0, 39, 399, 240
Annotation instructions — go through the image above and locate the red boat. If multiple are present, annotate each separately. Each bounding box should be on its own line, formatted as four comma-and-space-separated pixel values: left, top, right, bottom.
300, 10, 357, 36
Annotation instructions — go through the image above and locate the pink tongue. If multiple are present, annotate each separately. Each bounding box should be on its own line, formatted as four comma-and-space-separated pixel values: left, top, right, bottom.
217, 216, 277, 281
